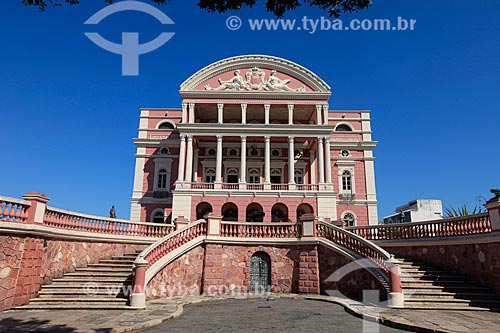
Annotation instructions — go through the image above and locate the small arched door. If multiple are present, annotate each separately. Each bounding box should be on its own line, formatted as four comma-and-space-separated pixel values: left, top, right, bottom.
250, 252, 271, 292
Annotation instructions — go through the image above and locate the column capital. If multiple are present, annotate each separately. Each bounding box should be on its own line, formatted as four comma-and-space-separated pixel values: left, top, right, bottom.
241, 103, 247, 109
217, 103, 224, 109
287, 104, 294, 110
323, 136, 330, 142
180, 134, 187, 140
240, 135, 247, 142
181, 101, 188, 108
264, 136, 271, 142
186, 134, 193, 141
188, 102, 195, 107
287, 136, 295, 143
316, 104, 322, 111
216, 135, 223, 141
264, 103, 270, 110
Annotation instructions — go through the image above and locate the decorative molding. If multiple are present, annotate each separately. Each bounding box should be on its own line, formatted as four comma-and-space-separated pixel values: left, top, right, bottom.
180, 55, 331, 94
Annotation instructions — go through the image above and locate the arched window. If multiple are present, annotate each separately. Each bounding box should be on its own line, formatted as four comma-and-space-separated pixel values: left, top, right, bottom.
205, 168, 216, 183
342, 212, 356, 227
294, 170, 303, 184
341, 170, 352, 191
248, 169, 260, 183
335, 124, 352, 132
158, 122, 175, 130
151, 210, 165, 223
157, 169, 167, 189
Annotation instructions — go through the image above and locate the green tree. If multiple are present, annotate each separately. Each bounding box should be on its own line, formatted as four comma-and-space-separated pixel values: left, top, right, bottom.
21, 0, 372, 17
443, 203, 483, 218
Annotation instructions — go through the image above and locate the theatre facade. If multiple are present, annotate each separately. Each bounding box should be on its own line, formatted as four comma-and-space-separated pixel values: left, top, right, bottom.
130, 55, 378, 226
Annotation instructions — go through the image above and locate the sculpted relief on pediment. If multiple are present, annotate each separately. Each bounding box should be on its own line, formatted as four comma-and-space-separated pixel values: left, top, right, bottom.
204, 67, 306, 92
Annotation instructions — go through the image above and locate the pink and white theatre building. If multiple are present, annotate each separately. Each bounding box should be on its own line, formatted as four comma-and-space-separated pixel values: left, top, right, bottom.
130, 55, 378, 226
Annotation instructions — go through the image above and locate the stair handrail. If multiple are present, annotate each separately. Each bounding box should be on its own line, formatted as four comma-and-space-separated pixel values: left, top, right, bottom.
316, 221, 402, 302
135, 219, 207, 268
317, 221, 391, 272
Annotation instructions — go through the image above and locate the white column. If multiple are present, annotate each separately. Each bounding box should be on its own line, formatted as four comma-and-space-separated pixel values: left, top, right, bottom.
241, 103, 247, 124
324, 136, 332, 184
288, 136, 295, 184
188, 103, 195, 124
181, 102, 188, 124
288, 104, 294, 125
317, 137, 325, 184
185, 135, 193, 183
193, 148, 199, 182
322, 104, 329, 125
217, 103, 224, 124
240, 136, 247, 183
177, 134, 186, 182
264, 104, 270, 125
215, 135, 223, 183
264, 136, 271, 184
316, 105, 322, 125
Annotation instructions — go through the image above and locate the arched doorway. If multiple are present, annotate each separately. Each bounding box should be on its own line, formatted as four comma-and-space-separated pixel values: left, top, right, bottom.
296, 203, 314, 222
196, 202, 213, 220
246, 203, 265, 222
271, 203, 289, 222
221, 203, 238, 221
250, 251, 271, 292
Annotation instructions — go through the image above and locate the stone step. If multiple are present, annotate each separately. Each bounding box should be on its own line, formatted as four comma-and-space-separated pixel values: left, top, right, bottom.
404, 291, 498, 300
400, 275, 468, 281
50, 278, 132, 284
99, 259, 135, 264
405, 297, 500, 305
402, 280, 482, 287
112, 254, 137, 259
399, 269, 454, 274
403, 305, 496, 311
77, 267, 132, 273
87, 263, 133, 268
38, 289, 128, 297
29, 297, 128, 304
15, 304, 132, 310
63, 272, 132, 278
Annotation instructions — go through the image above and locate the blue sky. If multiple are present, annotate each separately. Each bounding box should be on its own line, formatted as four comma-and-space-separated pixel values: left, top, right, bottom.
0, 0, 499, 220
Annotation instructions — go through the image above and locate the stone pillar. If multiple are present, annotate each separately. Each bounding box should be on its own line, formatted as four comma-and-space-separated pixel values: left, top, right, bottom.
215, 135, 223, 185
288, 136, 295, 184
185, 135, 194, 183
188, 102, 195, 124
264, 136, 271, 184
177, 134, 186, 183
240, 136, 247, 186
485, 197, 500, 231
317, 137, 325, 184
322, 104, 329, 125
386, 256, 404, 308
193, 148, 199, 182
264, 104, 270, 125
217, 103, 224, 124
241, 103, 247, 124
175, 216, 189, 230
22, 192, 50, 224
316, 105, 322, 125
130, 257, 148, 309
207, 214, 222, 236
181, 102, 187, 123
288, 104, 294, 125
324, 136, 332, 185
300, 214, 318, 238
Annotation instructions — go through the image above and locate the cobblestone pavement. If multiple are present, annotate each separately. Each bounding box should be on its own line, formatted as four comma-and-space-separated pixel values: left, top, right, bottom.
1, 294, 499, 332
135, 298, 408, 333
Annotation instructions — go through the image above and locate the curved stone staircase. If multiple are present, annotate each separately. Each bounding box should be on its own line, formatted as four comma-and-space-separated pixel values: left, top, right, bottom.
397, 257, 500, 311
15, 252, 139, 310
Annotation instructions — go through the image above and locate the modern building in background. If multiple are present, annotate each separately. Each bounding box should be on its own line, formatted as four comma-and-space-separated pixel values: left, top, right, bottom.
383, 199, 443, 224
130, 55, 379, 226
